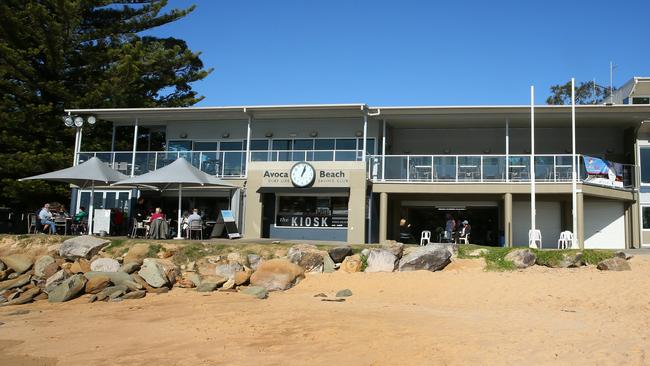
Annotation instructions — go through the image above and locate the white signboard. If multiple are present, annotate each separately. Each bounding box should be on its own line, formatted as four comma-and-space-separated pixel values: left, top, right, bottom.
92, 209, 111, 234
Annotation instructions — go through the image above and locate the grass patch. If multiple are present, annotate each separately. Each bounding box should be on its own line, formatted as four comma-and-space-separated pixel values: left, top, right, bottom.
104, 238, 127, 253
580, 249, 616, 265
483, 247, 517, 271
146, 243, 164, 258
359, 253, 368, 271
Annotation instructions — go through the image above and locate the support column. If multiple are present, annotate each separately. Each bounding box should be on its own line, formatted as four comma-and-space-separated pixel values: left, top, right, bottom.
130, 119, 139, 177
576, 191, 584, 249
631, 198, 641, 248
504, 193, 512, 247
379, 192, 388, 244
245, 114, 252, 177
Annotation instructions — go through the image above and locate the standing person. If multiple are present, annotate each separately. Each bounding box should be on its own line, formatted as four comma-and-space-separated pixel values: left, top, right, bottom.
134, 197, 147, 222
398, 218, 414, 244
444, 213, 456, 243
38, 203, 56, 234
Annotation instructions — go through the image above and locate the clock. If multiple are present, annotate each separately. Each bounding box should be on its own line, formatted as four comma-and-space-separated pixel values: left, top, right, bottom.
290, 162, 316, 188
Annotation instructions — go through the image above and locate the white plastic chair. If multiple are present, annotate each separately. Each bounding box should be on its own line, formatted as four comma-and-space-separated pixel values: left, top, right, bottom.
458, 234, 470, 244
557, 231, 574, 249
420, 230, 431, 246
528, 229, 542, 248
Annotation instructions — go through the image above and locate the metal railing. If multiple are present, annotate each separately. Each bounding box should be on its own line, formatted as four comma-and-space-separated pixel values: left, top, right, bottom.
250, 149, 361, 162
367, 154, 634, 188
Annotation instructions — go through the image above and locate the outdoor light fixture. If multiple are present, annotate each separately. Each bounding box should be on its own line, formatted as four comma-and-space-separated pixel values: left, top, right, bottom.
222, 132, 230, 138
73, 116, 84, 127
179, 132, 188, 139
63, 116, 74, 127
87, 116, 96, 125
265, 131, 273, 138
355, 130, 363, 137
310, 131, 318, 137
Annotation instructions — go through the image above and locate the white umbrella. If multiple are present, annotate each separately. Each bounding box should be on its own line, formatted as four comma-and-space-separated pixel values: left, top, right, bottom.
20, 157, 127, 234
112, 157, 236, 239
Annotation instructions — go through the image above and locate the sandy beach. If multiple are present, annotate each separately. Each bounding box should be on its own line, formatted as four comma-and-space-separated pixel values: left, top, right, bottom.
0, 257, 649, 366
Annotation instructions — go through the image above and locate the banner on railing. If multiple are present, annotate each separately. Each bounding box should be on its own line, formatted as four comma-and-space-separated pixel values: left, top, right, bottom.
582, 155, 623, 188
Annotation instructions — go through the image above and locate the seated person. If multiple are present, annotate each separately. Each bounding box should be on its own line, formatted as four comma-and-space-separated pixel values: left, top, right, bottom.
72, 207, 88, 235
150, 207, 165, 221
38, 203, 56, 234
188, 208, 202, 225
460, 220, 471, 240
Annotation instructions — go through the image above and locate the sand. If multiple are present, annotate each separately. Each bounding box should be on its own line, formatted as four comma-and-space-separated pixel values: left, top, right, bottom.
1, 257, 649, 366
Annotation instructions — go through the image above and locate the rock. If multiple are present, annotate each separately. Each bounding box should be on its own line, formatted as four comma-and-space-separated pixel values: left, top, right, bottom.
287, 244, 326, 273
221, 278, 235, 290
48, 274, 87, 302
90, 258, 120, 273
122, 290, 146, 300
33, 292, 48, 301
361, 248, 370, 257
0, 273, 31, 292
41, 262, 60, 279
123, 244, 150, 265
247, 254, 262, 271
215, 261, 244, 279
0, 270, 8, 281
328, 246, 353, 263
323, 254, 335, 273
365, 249, 397, 272
241, 286, 268, 299
314, 293, 327, 297
234, 268, 252, 286
227, 252, 247, 266
336, 289, 353, 297
0, 254, 33, 274
34, 256, 56, 278
381, 241, 404, 259
597, 257, 631, 271
468, 248, 489, 257
177, 278, 196, 288
341, 254, 363, 273
85, 271, 133, 287
123, 280, 143, 292
0, 261, 4, 271
70, 259, 91, 274
85, 276, 112, 294
504, 249, 537, 269
398, 247, 451, 272
95, 285, 128, 301
119, 262, 140, 274
614, 251, 631, 260
196, 282, 219, 292
59, 236, 110, 260
138, 258, 169, 288
1, 287, 41, 306
156, 258, 180, 285
249, 259, 305, 291
537, 252, 584, 268
424, 243, 459, 258
45, 270, 69, 289
7, 273, 18, 280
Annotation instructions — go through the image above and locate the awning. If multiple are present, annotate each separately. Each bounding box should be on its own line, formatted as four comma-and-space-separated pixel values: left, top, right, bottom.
256, 187, 350, 194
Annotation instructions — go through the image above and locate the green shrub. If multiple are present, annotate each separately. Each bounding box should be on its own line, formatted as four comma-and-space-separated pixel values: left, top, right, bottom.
359, 253, 368, 272
483, 247, 516, 271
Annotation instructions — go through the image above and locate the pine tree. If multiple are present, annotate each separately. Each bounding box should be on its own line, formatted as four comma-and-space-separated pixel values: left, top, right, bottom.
0, 0, 212, 211
546, 80, 614, 105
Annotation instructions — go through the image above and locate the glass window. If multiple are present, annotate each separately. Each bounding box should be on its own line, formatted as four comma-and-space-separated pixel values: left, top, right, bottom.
357, 138, 376, 155
315, 139, 335, 150
644, 207, 650, 229
220, 141, 243, 151
276, 196, 348, 227
336, 139, 356, 150
272, 139, 292, 150
294, 139, 314, 150
632, 97, 650, 105
641, 148, 650, 184
250, 139, 269, 150
193, 141, 218, 151
168, 140, 192, 152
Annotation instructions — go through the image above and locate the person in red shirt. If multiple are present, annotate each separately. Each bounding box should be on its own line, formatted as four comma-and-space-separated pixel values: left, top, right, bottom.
150, 207, 165, 221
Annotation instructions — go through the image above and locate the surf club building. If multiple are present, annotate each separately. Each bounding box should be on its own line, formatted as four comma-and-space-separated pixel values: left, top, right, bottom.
65, 77, 650, 249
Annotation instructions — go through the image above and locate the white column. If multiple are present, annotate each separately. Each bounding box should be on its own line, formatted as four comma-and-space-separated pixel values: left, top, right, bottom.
571, 78, 579, 248
505, 118, 509, 182
362, 113, 368, 162
530, 86, 537, 248
130, 118, 139, 177
73, 128, 81, 166
245, 115, 252, 177
175, 184, 183, 240
382, 119, 386, 181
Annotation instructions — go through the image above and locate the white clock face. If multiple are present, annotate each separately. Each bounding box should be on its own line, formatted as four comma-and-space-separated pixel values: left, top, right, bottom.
290, 162, 316, 188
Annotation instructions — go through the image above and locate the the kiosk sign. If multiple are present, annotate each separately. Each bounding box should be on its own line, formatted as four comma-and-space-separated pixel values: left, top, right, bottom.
276, 215, 348, 227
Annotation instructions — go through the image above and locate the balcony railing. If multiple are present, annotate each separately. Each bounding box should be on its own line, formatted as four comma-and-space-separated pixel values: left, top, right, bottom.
367, 154, 634, 188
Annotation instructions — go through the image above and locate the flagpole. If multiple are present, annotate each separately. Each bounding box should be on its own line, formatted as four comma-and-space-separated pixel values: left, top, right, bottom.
571, 78, 578, 248
530, 85, 537, 248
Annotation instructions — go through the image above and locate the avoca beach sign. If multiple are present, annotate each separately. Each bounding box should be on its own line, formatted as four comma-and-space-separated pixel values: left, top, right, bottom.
261, 164, 349, 187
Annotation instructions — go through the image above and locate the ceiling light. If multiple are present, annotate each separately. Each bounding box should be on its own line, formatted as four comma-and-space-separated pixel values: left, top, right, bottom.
87, 116, 96, 125
74, 116, 84, 127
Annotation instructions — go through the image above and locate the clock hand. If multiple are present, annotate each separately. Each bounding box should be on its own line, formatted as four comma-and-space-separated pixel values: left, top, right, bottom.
301, 166, 306, 177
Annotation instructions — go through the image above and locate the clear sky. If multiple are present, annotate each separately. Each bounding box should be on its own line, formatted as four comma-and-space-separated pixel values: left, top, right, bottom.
147, 0, 650, 106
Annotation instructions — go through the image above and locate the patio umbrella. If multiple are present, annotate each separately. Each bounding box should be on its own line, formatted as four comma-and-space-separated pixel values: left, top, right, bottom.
112, 157, 236, 239
20, 157, 128, 234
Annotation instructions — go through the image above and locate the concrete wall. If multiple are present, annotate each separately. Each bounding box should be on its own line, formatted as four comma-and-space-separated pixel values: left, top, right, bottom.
512, 200, 562, 248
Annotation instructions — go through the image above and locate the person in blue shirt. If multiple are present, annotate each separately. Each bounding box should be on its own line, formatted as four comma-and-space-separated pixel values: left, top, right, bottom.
38, 203, 56, 234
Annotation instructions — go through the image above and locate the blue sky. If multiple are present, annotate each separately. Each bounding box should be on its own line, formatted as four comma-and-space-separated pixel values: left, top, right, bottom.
147, 0, 650, 106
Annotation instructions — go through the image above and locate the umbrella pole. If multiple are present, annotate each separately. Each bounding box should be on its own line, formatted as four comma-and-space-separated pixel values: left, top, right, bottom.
175, 183, 183, 240
88, 181, 95, 235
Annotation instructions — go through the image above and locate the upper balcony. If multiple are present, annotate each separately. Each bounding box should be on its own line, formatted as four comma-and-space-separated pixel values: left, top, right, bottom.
367, 154, 635, 189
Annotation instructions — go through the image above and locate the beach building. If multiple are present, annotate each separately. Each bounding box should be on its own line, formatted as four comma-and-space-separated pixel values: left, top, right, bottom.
64, 77, 650, 249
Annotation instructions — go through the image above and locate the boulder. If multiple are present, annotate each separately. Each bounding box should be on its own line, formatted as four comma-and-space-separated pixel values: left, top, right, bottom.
597, 257, 631, 271
41, 262, 60, 279
123, 280, 143, 292
249, 259, 305, 291
226, 252, 248, 266
341, 254, 362, 273
504, 249, 537, 269
0, 254, 33, 274
215, 261, 244, 280
336, 289, 353, 297
34, 256, 56, 278
0, 270, 8, 281
328, 246, 353, 263
398, 247, 451, 272
537, 252, 584, 268
234, 268, 252, 286
70, 259, 91, 274
287, 244, 326, 273
365, 249, 397, 272
0, 273, 31, 292
1, 287, 41, 306
59, 236, 110, 261
85, 271, 133, 287
196, 282, 219, 292
614, 251, 631, 260
85, 276, 112, 294
241, 286, 268, 299
95, 285, 128, 301
122, 290, 146, 300
424, 243, 458, 258
154, 258, 180, 285
221, 278, 236, 290
90, 258, 120, 273
186, 272, 201, 287
381, 241, 404, 259
48, 274, 87, 302
138, 258, 169, 288
123, 244, 150, 265
45, 270, 69, 289
119, 262, 140, 274
0, 260, 4, 271
323, 254, 336, 273
247, 254, 263, 271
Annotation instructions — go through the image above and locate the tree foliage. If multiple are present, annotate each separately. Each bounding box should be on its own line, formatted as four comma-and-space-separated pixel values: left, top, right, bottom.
546, 80, 615, 105
0, 0, 212, 211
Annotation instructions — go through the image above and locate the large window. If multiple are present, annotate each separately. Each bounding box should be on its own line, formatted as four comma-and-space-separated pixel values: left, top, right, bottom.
276, 196, 348, 228
641, 148, 650, 184
643, 207, 650, 229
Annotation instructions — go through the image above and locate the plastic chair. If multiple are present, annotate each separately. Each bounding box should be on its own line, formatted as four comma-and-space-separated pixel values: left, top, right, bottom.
420, 230, 431, 246
528, 229, 542, 248
557, 231, 574, 249
458, 234, 470, 244
130, 218, 147, 238
28, 213, 38, 234
188, 220, 203, 240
